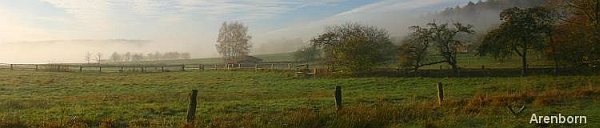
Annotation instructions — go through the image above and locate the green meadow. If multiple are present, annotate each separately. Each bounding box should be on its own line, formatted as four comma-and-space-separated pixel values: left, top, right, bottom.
0, 70, 598, 127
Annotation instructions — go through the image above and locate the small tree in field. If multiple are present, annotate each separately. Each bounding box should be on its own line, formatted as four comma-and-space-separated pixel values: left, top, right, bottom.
312, 23, 396, 74
84, 52, 92, 64
95, 53, 103, 64
216, 22, 252, 63
110, 52, 121, 63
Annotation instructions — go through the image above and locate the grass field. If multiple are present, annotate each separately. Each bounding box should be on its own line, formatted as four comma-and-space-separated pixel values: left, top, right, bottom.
0, 70, 598, 127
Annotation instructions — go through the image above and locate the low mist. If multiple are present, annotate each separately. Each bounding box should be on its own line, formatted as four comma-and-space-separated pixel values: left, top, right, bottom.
0, 0, 501, 63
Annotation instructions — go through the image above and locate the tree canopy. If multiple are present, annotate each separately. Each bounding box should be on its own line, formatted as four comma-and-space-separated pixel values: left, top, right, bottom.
479, 7, 556, 76
216, 22, 252, 63
312, 23, 396, 74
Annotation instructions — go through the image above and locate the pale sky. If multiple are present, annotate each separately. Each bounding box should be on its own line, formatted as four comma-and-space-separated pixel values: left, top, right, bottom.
0, 0, 477, 63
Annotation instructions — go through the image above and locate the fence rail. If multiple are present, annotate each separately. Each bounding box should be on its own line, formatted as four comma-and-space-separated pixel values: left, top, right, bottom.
0, 63, 568, 77
0, 63, 310, 73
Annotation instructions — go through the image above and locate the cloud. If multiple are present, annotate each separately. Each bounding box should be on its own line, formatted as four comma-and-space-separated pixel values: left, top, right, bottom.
176, 0, 344, 21
41, 0, 114, 33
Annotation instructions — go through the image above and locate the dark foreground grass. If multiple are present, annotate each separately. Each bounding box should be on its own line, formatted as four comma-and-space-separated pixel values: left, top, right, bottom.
0, 70, 598, 127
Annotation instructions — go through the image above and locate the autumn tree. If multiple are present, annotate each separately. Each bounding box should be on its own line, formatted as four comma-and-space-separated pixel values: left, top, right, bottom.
546, 0, 600, 68
312, 23, 396, 74
216, 22, 252, 63
479, 7, 555, 76
401, 22, 474, 74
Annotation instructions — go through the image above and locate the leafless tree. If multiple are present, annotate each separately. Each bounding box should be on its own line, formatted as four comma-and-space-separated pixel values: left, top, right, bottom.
84, 52, 92, 64
95, 53, 103, 64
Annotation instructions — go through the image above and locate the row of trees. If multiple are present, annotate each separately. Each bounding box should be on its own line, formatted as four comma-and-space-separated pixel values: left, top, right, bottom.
295, 0, 599, 76
480, 0, 600, 76
84, 51, 191, 63
109, 52, 191, 62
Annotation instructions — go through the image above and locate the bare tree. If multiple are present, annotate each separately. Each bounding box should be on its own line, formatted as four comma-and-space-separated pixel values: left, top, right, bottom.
95, 53, 103, 64
84, 52, 92, 64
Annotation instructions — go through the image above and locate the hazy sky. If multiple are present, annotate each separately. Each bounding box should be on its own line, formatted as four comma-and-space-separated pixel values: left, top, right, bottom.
0, 0, 477, 63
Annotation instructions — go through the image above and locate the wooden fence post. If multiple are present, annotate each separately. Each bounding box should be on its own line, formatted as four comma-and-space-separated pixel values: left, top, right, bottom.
80, 66, 83, 72
99, 66, 102, 72
335, 86, 342, 110
437, 82, 444, 106
238, 64, 241, 69
214, 64, 217, 71
187, 90, 198, 124
182, 65, 186, 71
270, 64, 274, 70
35, 65, 39, 71
255, 64, 259, 71
161, 66, 165, 72
481, 65, 485, 70
10, 64, 13, 70
120, 66, 124, 72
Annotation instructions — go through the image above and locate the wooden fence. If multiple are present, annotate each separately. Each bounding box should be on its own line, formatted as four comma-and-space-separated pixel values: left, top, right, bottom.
1, 63, 572, 77
0, 63, 311, 73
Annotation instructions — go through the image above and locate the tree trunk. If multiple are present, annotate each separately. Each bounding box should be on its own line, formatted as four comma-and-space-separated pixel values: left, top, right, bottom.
451, 64, 459, 75
521, 52, 528, 76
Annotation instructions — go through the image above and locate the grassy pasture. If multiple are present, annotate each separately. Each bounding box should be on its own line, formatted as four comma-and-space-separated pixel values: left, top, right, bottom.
0, 70, 598, 127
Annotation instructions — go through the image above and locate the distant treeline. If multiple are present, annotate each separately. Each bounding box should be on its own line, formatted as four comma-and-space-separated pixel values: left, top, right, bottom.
440, 0, 546, 16
108, 52, 191, 62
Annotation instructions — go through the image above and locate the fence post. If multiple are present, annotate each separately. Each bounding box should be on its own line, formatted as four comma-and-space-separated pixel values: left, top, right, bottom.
214, 64, 217, 71
335, 86, 342, 110
271, 64, 274, 70
10, 64, 13, 70
437, 82, 444, 106
481, 65, 485, 70
238, 64, 241, 69
120, 66, 124, 72
161, 66, 165, 72
182, 65, 186, 71
255, 64, 259, 71
35, 65, 39, 71
187, 90, 198, 124
142, 66, 145, 72
80, 66, 83, 72
99, 66, 102, 72
288, 63, 291, 70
